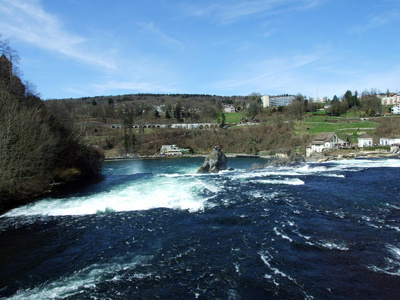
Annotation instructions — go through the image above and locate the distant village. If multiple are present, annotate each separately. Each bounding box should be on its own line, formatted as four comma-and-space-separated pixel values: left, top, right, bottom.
306, 132, 400, 157
159, 92, 400, 158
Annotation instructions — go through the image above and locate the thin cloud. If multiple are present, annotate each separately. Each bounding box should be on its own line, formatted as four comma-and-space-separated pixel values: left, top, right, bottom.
183, 0, 322, 24
90, 80, 177, 95
0, 0, 115, 69
210, 47, 400, 98
140, 22, 185, 50
350, 10, 400, 34
211, 51, 322, 91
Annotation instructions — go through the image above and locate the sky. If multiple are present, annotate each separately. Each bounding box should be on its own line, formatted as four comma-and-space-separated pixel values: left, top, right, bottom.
0, 0, 399, 100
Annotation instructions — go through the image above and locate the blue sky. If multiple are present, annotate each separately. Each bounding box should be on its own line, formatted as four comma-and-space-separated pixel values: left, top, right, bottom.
0, 0, 399, 100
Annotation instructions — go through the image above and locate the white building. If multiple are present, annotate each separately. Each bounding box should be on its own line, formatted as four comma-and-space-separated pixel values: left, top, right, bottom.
314, 97, 328, 104
223, 105, 236, 113
379, 93, 400, 106
310, 132, 338, 153
261, 95, 270, 108
391, 104, 400, 114
306, 132, 348, 156
261, 94, 296, 108
380, 137, 400, 146
358, 135, 373, 147
160, 145, 182, 156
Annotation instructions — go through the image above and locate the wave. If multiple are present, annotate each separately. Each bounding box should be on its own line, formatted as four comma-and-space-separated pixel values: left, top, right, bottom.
2, 174, 216, 217
231, 164, 342, 180
256, 178, 305, 185
368, 244, 400, 276
259, 250, 314, 299
260, 251, 296, 283
270, 158, 399, 178
162, 158, 398, 184
5, 254, 153, 300
311, 240, 349, 251
273, 227, 294, 243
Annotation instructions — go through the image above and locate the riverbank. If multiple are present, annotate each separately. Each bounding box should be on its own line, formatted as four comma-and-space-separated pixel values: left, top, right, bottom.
106, 148, 399, 163
307, 148, 399, 162
105, 153, 273, 161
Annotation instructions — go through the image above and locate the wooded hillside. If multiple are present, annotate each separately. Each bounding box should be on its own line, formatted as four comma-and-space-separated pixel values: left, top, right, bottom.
0, 44, 104, 213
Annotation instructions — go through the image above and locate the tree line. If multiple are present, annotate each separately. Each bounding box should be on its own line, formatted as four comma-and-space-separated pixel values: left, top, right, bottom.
46, 89, 386, 130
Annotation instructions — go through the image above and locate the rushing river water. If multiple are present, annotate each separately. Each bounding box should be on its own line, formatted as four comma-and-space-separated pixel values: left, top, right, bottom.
1, 157, 400, 299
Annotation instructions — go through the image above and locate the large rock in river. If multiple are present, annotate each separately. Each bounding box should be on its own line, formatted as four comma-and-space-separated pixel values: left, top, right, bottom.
197, 145, 228, 173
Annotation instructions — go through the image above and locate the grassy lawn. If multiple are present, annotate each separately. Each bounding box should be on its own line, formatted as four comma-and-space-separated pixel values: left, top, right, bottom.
223, 113, 247, 123
297, 115, 379, 133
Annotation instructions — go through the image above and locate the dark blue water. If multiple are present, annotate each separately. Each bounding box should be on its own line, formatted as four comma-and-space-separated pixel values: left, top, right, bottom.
1, 158, 400, 299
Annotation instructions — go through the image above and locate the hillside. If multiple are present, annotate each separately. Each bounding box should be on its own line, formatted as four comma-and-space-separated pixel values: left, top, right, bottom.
0, 51, 104, 213
43, 90, 400, 158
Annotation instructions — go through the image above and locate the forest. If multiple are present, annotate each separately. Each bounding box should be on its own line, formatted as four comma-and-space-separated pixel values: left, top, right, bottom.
0, 39, 104, 213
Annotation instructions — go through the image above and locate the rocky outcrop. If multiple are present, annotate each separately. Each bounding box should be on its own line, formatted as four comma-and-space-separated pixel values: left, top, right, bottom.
310, 149, 399, 162
269, 152, 305, 167
197, 145, 228, 173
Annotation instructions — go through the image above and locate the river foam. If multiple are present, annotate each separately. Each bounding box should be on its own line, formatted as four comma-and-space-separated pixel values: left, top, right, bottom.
3, 174, 212, 217
3, 158, 400, 218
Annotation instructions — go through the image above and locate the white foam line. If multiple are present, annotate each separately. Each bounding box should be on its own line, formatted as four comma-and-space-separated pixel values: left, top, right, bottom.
7, 255, 153, 300
367, 245, 400, 277
256, 178, 305, 186
273, 227, 293, 242
3, 176, 216, 217
387, 244, 400, 258
318, 241, 349, 251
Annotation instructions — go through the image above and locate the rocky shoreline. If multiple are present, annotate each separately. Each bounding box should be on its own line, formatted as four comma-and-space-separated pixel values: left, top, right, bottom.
306, 149, 399, 163
105, 153, 272, 161
105, 149, 399, 164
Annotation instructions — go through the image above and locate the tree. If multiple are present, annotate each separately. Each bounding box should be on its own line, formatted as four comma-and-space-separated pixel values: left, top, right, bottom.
217, 112, 226, 128
165, 109, 171, 119
343, 90, 359, 109
361, 89, 381, 116
249, 101, 261, 118
123, 111, 133, 154
174, 101, 184, 122
284, 94, 306, 120
328, 95, 341, 116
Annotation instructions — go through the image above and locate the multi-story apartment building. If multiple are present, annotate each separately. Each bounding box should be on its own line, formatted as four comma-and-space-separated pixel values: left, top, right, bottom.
261, 95, 296, 108
379, 93, 400, 106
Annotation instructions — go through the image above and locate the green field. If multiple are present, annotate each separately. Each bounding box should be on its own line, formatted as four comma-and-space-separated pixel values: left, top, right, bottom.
296, 116, 378, 133
218, 112, 384, 144
294, 115, 379, 143
223, 113, 248, 124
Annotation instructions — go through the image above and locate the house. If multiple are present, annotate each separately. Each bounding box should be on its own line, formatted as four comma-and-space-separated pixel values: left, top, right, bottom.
391, 104, 400, 114
380, 137, 400, 146
379, 93, 400, 106
160, 145, 182, 156
223, 105, 236, 113
306, 132, 346, 156
358, 134, 373, 147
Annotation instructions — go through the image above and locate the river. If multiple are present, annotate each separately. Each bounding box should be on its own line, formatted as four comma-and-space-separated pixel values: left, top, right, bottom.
1, 157, 400, 299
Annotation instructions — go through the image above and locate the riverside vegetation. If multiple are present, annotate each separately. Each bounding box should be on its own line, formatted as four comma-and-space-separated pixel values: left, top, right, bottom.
0, 38, 104, 213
